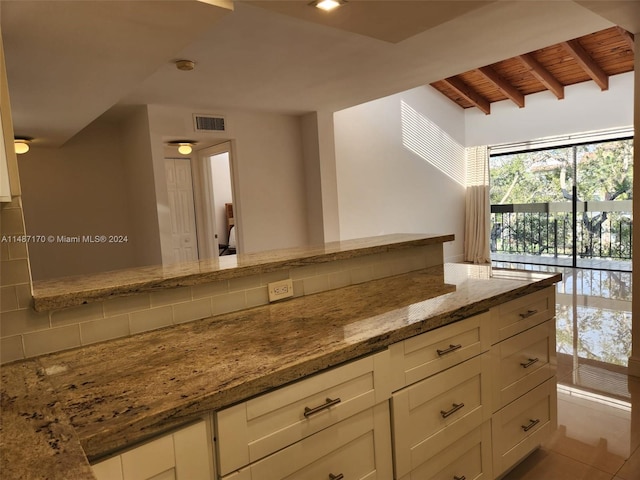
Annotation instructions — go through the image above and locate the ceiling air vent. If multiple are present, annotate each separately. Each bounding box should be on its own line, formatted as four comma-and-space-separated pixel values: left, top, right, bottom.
193, 114, 226, 132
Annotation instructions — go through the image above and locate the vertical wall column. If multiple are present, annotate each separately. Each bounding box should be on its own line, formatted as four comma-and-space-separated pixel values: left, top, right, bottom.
301, 111, 340, 245
630, 32, 640, 378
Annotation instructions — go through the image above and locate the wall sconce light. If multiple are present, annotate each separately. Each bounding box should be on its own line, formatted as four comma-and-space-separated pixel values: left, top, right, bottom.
168, 140, 196, 155
310, 0, 346, 11
14, 138, 31, 155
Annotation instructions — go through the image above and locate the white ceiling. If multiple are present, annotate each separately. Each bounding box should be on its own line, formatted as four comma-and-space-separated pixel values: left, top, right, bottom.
2, 0, 633, 148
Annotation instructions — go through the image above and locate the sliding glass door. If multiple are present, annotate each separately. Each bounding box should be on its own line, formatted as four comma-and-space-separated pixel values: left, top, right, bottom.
489, 136, 633, 271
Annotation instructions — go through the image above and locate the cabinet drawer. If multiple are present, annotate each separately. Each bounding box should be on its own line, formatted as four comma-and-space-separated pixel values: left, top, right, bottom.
221, 402, 392, 480
389, 312, 490, 391
398, 421, 492, 480
490, 287, 555, 344
215, 350, 391, 476
491, 320, 556, 412
392, 354, 491, 479
91, 420, 212, 480
492, 377, 558, 477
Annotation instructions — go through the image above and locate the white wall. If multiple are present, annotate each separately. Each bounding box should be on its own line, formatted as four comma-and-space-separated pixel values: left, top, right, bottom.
19, 116, 137, 280
300, 112, 324, 245
465, 71, 634, 146
334, 85, 466, 262
120, 106, 162, 267
146, 105, 309, 255
300, 111, 341, 245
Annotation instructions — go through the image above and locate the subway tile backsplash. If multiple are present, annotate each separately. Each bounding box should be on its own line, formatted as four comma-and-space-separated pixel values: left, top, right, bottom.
1, 199, 445, 363
80, 314, 130, 346
23, 324, 82, 358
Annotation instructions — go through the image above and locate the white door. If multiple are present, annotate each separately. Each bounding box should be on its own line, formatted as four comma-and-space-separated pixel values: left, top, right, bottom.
165, 158, 198, 263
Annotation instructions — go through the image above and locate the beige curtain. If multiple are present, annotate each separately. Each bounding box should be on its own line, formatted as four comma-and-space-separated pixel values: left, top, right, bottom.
464, 146, 491, 264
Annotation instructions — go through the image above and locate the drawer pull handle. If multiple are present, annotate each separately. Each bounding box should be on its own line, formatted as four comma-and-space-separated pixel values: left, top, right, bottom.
441, 402, 465, 418
454, 476, 466, 480
519, 309, 538, 319
520, 357, 540, 368
329, 474, 344, 480
304, 397, 341, 417
437, 344, 462, 356
521, 418, 540, 432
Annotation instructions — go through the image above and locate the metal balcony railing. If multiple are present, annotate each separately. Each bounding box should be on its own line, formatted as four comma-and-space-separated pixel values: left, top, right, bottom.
490, 200, 632, 261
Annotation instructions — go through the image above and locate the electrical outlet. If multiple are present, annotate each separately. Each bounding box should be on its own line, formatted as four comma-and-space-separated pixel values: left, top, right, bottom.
268, 278, 294, 302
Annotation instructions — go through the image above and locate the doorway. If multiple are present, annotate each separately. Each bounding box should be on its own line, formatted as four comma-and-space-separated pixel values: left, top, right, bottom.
193, 142, 239, 258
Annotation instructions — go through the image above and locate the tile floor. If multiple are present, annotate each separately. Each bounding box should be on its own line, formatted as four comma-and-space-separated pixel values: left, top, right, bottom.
493, 261, 639, 480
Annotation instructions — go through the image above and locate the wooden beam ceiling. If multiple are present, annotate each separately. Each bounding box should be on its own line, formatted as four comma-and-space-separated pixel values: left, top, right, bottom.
561, 39, 609, 90
442, 76, 491, 115
517, 53, 565, 99
616, 26, 635, 53
476, 66, 525, 108
430, 26, 634, 115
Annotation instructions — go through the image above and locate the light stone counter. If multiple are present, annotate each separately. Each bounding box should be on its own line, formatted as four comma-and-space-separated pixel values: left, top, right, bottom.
1, 263, 560, 479
31, 233, 453, 311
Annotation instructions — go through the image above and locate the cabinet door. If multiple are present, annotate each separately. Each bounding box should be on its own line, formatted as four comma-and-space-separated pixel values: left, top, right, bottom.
491, 377, 557, 477
491, 320, 556, 412
222, 403, 392, 480
216, 351, 391, 476
92, 420, 212, 480
392, 354, 491, 479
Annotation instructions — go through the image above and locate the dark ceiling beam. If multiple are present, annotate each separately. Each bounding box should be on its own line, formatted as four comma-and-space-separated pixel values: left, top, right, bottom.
616, 26, 635, 53
517, 53, 565, 100
476, 66, 525, 108
561, 39, 609, 91
442, 76, 491, 115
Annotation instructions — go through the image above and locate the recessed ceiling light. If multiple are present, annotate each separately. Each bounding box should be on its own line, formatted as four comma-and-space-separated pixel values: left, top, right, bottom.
311, 0, 346, 12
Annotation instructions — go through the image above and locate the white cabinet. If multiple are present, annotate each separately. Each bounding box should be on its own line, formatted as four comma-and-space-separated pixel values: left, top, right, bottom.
389, 311, 490, 392
489, 287, 557, 478
390, 288, 557, 480
215, 350, 393, 479
400, 422, 493, 480
490, 319, 556, 412
222, 403, 392, 480
392, 355, 492, 479
491, 378, 557, 476
91, 420, 213, 480
489, 286, 555, 344
1, 34, 20, 203
390, 312, 493, 480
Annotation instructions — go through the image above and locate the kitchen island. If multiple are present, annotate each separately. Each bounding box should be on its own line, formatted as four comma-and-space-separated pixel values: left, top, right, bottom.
1, 260, 560, 479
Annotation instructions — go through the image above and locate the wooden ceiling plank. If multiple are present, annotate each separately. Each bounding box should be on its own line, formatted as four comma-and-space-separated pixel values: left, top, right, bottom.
616, 26, 635, 53
429, 82, 473, 109
442, 76, 491, 114
561, 39, 609, 90
517, 53, 565, 99
476, 66, 525, 108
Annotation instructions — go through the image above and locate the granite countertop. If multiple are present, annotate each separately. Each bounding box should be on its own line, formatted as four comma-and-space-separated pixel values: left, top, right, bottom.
31, 233, 453, 311
1, 263, 561, 479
